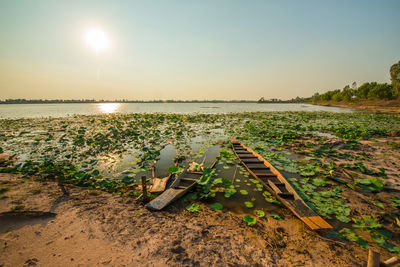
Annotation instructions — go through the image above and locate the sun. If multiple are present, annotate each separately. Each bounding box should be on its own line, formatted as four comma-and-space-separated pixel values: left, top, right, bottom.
85, 28, 110, 53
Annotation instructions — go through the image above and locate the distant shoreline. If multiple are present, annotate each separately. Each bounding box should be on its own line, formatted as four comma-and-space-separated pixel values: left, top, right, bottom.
0, 100, 303, 104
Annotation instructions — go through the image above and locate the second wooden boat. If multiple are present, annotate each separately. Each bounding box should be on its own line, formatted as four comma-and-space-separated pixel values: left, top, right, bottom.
146, 145, 220, 211
230, 138, 332, 231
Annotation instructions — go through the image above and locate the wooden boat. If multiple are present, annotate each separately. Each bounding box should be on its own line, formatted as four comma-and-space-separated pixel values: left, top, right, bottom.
230, 139, 332, 231
149, 139, 176, 193
146, 145, 220, 211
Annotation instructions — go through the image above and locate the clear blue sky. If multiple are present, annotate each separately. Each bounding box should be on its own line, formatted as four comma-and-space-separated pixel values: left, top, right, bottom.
0, 0, 399, 100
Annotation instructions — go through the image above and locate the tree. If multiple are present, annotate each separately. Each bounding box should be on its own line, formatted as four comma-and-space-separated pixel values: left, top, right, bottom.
367, 83, 393, 100
390, 61, 400, 98
332, 92, 343, 102
341, 85, 354, 101
351, 81, 357, 90
356, 82, 376, 99
311, 93, 320, 102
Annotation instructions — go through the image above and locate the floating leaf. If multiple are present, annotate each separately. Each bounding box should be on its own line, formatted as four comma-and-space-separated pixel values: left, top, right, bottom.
352, 215, 382, 230
254, 210, 265, 218
271, 214, 283, 220
355, 178, 384, 192
197, 168, 215, 185
339, 228, 370, 249
244, 201, 254, 208
239, 189, 248, 195
243, 214, 257, 226
186, 203, 201, 213
265, 197, 281, 205
224, 187, 237, 198
210, 202, 223, 210
312, 178, 329, 187
262, 191, 271, 197
168, 165, 183, 175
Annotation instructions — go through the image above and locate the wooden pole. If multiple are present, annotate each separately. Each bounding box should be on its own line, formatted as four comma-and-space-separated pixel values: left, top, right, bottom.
367, 249, 380, 267
141, 176, 149, 203
231, 166, 238, 186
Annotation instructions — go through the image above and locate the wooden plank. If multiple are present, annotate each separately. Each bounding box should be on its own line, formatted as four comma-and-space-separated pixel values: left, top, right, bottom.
268, 180, 283, 194
307, 216, 332, 229
247, 164, 270, 169
300, 217, 320, 230
146, 187, 186, 210
241, 159, 263, 163
255, 173, 276, 177
239, 155, 259, 159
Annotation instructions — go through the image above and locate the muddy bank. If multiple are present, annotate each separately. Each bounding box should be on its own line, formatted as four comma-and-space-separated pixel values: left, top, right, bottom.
0, 173, 366, 267
312, 100, 400, 114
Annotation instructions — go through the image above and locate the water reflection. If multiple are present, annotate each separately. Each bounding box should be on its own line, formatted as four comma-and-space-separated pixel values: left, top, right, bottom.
97, 103, 121, 114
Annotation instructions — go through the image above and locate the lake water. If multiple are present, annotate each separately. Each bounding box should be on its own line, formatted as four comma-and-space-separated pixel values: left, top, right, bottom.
0, 103, 355, 118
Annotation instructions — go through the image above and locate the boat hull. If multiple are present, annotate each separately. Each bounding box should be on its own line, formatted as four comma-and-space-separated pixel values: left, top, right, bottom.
230, 139, 332, 231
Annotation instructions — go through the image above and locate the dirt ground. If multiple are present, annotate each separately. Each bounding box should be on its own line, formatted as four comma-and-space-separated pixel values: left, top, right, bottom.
0, 172, 370, 267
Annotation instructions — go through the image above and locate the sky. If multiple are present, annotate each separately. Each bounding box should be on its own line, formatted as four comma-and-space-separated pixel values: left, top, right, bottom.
0, 0, 399, 100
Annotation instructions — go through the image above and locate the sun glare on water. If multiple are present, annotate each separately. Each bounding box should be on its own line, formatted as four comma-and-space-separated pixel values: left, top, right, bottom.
85, 28, 110, 53
97, 103, 120, 114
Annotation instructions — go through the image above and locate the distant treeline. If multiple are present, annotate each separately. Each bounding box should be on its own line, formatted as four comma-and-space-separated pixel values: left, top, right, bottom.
257, 97, 310, 103
0, 98, 306, 104
311, 61, 400, 103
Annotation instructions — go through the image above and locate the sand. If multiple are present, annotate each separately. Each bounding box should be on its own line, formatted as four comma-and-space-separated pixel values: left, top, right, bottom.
0, 172, 370, 267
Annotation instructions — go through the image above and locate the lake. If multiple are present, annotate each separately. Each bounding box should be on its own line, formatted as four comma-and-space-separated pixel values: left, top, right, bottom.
0, 103, 355, 118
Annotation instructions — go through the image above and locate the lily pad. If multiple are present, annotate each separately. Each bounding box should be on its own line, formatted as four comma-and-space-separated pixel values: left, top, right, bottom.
253, 210, 265, 218
186, 203, 201, 213
240, 189, 248, 195
243, 214, 257, 226
271, 214, 283, 220
210, 202, 223, 210
224, 187, 237, 198
244, 201, 254, 208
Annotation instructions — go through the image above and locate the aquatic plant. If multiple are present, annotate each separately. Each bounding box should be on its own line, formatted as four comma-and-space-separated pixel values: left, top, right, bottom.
210, 202, 223, 210
253, 210, 265, 218
186, 203, 201, 213
243, 214, 257, 226
354, 177, 385, 192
